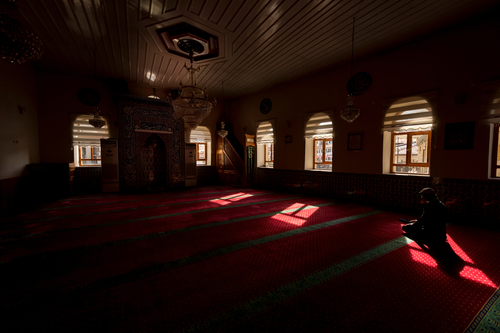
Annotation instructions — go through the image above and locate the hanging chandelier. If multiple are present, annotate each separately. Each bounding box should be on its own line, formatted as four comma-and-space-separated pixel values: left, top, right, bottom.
218, 122, 228, 138
218, 81, 228, 138
87, 50, 105, 129
341, 17, 372, 123
0, 0, 43, 65
89, 106, 105, 129
341, 94, 360, 123
170, 39, 216, 130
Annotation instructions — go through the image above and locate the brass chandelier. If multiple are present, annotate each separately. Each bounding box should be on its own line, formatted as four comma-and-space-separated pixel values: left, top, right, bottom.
0, 0, 43, 65
169, 39, 216, 130
88, 50, 105, 129
341, 17, 372, 123
218, 81, 228, 138
341, 17, 360, 123
89, 106, 105, 129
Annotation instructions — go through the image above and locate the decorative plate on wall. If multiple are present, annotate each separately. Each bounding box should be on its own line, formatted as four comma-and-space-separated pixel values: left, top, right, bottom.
260, 98, 272, 114
346, 72, 372, 96
77, 87, 101, 106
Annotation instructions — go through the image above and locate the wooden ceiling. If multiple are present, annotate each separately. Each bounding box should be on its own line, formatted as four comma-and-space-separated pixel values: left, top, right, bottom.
16, 0, 499, 98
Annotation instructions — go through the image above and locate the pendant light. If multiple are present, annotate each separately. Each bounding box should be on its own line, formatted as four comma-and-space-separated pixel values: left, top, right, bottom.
341, 17, 373, 123
218, 81, 228, 138
88, 50, 105, 128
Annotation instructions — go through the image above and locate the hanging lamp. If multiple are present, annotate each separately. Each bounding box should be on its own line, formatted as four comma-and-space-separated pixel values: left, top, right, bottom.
88, 50, 106, 128
170, 39, 216, 130
341, 17, 372, 123
218, 81, 228, 138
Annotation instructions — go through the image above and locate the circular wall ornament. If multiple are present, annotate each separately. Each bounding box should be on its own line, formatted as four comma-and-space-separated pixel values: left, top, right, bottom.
347, 72, 372, 96
77, 87, 101, 106
260, 98, 272, 114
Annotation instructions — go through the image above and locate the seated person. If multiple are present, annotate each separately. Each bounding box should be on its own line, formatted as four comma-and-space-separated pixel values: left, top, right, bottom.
402, 188, 448, 246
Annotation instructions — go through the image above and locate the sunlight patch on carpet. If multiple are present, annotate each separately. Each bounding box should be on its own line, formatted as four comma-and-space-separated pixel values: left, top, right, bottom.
408, 243, 438, 268
406, 235, 497, 288
271, 214, 307, 226
447, 235, 497, 287
448, 236, 474, 264
209, 193, 253, 205
271, 204, 318, 226
460, 266, 497, 288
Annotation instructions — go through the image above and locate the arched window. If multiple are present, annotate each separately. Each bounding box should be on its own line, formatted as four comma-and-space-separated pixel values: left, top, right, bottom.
484, 83, 500, 178
382, 96, 434, 175
190, 126, 212, 165
304, 112, 333, 171
256, 121, 274, 168
492, 122, 500, 178
72, 114, 110, 167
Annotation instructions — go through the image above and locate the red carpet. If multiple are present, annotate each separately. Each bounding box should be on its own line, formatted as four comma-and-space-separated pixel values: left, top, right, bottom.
1, 186, 499, 332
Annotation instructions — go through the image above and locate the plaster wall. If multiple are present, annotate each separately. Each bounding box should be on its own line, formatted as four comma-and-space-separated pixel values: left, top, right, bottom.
35, 70, 119, 163
0, 61, 39, 180
227, 13, 500, 180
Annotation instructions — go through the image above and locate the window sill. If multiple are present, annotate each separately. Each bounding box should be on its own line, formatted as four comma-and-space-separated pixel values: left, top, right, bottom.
383, 172, 430, 177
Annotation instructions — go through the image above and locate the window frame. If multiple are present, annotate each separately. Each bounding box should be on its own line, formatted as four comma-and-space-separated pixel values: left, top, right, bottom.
196, 142, 207, 165
313, 138, 333, 170
264, 143, 274, 168
390, 130, 431, 175
491, 123, 500, 178
78, 145, 102, 167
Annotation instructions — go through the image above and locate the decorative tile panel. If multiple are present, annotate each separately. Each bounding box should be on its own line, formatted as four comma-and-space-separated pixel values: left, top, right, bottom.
116, 95, 185, 192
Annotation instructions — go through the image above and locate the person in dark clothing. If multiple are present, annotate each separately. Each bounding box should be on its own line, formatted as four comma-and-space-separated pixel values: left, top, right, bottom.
402, 188, 448, 246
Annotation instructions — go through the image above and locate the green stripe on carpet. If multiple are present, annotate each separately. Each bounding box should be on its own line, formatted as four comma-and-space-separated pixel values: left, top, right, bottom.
59, 210, 382, 297
81, 202, 337, 249
42, 189, 249, 210
465, 286, 500, 332
181, 234, 413, 333
22, 196, 303, 238
28, 192, 272, 222
0, 201, 330, 264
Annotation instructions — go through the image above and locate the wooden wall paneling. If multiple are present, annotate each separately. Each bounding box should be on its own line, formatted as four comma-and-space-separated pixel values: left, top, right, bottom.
224, 1, 254, 33
162, 0, 179, 14
224, 1, 350, 92
137, 32, 149, 84
148, 53, 164, 87
113, 0, 132, 80
127, 2, 140, 82
19, 1, 71, 68
157, 56, 171, 88
55, 0, 94, 72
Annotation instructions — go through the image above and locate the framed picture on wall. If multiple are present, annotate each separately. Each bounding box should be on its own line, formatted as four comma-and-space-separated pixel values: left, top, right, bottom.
348, 133, 363, 151
444, 121, 475, 150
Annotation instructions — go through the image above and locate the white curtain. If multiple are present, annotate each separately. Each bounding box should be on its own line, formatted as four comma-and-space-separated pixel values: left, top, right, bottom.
72, 114, 109, 146
256, 121, 274, 144
383, 96, 433, 132
190, 126, 211, 143
304, 113, 333, 139
482, 82, 500, 123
